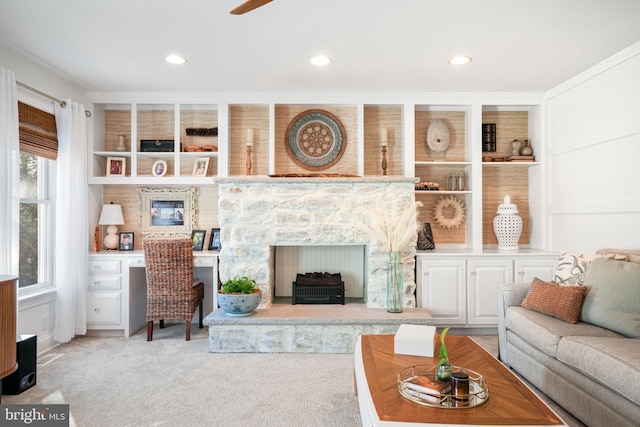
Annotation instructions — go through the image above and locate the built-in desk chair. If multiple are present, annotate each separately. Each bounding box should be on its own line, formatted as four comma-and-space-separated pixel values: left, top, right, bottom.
142, 238, 205, 341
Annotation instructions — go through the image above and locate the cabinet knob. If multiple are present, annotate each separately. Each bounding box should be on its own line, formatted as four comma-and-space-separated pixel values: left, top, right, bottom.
518, 271, 525, 276
470, 272, 477, 276
95, 281, 100, 286
137, 259, 144, 264
94, 265, 101, 271
94, 308, 100, 313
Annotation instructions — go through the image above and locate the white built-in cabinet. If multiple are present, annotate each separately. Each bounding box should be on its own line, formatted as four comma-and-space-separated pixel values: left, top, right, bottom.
87, 256, 124, 329
416, 252, 557, 328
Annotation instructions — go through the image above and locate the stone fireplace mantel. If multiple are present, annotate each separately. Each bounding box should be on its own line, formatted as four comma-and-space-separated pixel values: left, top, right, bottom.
216, 176, 420, 309
214, 176, 419, 185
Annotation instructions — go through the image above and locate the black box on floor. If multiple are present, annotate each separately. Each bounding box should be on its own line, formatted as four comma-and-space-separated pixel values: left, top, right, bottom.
1, 334, 37, 395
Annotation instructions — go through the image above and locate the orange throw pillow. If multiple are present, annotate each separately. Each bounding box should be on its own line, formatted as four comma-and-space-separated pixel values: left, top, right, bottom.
521, 278, 588, 324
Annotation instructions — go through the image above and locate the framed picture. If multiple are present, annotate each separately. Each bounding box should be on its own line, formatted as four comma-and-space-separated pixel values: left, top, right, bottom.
192, 158, 209, 176
119, 232, 134, 251
106, 157, 126, 177
152, 160, 167, 177
191, 230, 206, 251
138, 187, 196, 238
208, 228, 221, 251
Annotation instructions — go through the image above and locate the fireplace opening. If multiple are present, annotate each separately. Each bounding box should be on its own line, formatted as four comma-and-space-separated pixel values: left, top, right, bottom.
292, 272, 345, 305
274, 246, 365, 300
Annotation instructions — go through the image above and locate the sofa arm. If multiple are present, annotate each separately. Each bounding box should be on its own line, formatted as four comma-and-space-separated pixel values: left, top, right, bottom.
497, 283, 531, 365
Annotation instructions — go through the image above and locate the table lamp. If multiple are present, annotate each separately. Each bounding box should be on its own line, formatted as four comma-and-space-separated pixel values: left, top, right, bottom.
98, 203, 125, 250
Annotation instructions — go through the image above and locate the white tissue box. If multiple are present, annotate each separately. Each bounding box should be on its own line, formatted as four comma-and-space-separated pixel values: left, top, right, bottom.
394, 324, 437, 357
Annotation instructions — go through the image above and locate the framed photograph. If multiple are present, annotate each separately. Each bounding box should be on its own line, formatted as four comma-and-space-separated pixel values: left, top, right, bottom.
152, 160, 167, 177
106, 157, 126, 177
191, 230, 206, 251
119, 232, 134, 251
208, 228, 221, 251
192, 158, 210, 176
138, 187, 196, 238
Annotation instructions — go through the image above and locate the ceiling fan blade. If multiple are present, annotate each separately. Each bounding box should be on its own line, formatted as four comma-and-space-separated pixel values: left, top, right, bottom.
230, 0, 273, 15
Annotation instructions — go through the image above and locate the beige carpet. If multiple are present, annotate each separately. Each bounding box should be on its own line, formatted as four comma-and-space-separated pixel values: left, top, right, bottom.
2, 327, 583, 427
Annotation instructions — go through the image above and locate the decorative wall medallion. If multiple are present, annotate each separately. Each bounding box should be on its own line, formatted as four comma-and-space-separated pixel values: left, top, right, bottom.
433, 195, 466, 229
285, 109, 347, 170
426, 119, 450, 154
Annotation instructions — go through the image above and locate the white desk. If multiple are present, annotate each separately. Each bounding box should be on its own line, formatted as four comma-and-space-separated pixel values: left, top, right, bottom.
88, 250, 219, 337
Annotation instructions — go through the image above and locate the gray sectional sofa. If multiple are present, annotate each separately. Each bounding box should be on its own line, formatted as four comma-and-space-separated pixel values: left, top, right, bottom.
497, 249, 640, 427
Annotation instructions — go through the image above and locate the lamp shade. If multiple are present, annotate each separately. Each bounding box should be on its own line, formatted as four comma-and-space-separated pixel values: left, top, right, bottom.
98, 204, 124, 225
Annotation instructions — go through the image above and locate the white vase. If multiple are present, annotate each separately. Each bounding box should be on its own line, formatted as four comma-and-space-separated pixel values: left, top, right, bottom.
115, 135, 126, 151
493, 195, 522, 250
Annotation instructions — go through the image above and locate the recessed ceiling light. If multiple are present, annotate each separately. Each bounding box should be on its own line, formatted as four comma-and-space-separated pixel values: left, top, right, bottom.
165, 55, 187, 65
448, 56, 472, 65
310, 55, 332, 66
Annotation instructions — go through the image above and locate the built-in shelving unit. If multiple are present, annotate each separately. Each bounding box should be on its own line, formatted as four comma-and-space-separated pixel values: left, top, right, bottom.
89, 102, 219, 184
87, 94, 545, 253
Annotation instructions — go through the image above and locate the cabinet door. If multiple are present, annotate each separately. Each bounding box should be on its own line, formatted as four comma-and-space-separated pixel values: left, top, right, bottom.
417, 258, 466, 325
87, 292, 122, 325
515, 258, 556, 283
467, 259, 513, 325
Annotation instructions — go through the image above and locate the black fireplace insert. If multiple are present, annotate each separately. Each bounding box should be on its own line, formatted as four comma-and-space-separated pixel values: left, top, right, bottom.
292, 272, 345, 305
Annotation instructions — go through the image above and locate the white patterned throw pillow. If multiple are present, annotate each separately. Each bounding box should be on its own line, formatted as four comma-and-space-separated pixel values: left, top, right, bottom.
553, 251, 627, 286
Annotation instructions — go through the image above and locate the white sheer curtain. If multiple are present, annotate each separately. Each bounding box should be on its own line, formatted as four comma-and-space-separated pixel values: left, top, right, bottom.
54, 99, 89, 342
0, 67, 19, 275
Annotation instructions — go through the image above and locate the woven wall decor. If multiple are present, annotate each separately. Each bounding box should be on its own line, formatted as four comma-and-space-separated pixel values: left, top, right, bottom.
285, 109, 347, 170
433, 195, 466, 229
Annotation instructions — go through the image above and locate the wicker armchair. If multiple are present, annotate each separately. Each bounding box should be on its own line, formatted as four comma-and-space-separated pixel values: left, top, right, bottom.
142, 238, 205, 341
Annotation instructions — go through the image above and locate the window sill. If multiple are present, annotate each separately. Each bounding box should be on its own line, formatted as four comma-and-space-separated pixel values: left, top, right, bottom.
18, 285, 56, 310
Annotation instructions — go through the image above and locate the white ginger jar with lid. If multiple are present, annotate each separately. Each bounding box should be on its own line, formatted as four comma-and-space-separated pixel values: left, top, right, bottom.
493, 195, 522, 251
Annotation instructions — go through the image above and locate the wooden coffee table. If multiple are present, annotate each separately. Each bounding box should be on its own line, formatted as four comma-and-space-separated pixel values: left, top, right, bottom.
354, 334, 566, 426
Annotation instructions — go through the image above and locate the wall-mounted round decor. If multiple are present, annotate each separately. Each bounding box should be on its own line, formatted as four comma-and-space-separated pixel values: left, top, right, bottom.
426, 119, 450, 153
433, 195, 466, 229
285, 109, 347, 170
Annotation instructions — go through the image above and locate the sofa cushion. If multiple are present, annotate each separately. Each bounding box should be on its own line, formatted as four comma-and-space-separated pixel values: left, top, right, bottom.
557, 336, 640, 406
554, 251, 627, 285
597, 248, 640, 265
581, 258, 640, 338
521, 278, 588, 323
504, 306, 622, 358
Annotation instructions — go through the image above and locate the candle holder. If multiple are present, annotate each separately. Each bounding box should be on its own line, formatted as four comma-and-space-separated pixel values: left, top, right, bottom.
381, 144, 388, 176
246, 142, 253, 175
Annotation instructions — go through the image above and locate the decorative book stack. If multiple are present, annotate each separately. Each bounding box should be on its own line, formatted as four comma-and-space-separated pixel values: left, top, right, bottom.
508, 155, 535, 162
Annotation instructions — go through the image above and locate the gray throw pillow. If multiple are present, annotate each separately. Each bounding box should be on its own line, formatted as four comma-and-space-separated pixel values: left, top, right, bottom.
581, 257, 640, 338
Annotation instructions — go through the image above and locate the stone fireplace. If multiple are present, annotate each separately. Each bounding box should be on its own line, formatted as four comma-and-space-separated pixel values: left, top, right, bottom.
216, 177, 419, 309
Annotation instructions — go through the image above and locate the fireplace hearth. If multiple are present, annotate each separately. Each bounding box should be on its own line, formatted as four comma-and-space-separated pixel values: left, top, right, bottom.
292, 272, 345, 305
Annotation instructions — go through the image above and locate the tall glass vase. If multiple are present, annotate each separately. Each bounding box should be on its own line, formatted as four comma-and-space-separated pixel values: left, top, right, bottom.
387, 251, 403, 313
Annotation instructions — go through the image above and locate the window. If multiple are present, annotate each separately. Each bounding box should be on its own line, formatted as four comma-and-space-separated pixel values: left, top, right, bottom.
19, 153, 54, 289
18, 101, 57, 291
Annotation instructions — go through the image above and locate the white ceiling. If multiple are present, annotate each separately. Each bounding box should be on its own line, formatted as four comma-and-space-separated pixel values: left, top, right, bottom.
1, 0, 640, 93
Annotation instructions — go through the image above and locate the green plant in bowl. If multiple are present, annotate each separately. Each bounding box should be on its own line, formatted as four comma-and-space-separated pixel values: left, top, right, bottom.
217, 276, 261, 316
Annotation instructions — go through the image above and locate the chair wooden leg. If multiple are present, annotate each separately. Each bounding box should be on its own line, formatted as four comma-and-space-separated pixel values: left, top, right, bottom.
185, 321, 191, 341
199, 300, 204, 328
147, 321, 153, 341
159, 319, 165, 329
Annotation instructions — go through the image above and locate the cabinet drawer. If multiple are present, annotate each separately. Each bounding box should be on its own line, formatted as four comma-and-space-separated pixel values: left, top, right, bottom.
89, 260, 121, 274
88, 276, 121, 290
194, 256, 215, 267
87, 292, 122, 324
128, 257, 146, 267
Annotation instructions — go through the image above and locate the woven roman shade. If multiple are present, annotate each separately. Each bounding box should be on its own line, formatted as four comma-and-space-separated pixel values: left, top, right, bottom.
18, 101, 58, 160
